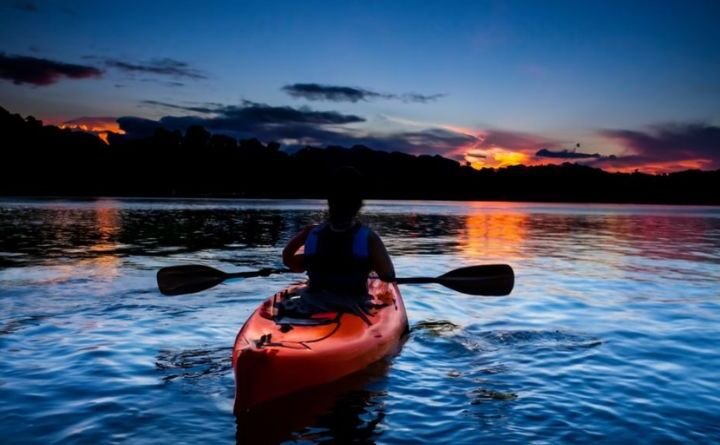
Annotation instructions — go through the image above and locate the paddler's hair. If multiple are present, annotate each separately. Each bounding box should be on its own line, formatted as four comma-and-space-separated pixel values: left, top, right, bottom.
327, 166, 363, 224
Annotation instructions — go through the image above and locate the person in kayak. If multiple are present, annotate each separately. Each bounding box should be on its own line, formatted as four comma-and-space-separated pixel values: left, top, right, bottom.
281, 167, 395, 317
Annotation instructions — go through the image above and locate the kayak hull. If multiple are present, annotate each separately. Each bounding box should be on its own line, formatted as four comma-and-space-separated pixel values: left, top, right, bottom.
232, 279, 408, 413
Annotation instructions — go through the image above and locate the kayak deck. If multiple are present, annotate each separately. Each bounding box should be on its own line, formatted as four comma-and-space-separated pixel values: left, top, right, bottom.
232, 278, 408, 413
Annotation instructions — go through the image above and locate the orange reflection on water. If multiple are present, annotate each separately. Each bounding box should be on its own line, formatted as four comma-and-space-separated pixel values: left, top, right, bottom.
88, 202, 122, 278
461, 204, 528, 261
40, 201, 123, 285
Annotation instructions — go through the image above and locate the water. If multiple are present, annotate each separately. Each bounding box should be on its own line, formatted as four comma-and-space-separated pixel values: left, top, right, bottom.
1, 198, 719, 444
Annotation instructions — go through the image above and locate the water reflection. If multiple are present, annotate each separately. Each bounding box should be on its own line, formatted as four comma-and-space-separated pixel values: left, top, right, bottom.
87, 202, 122, 278
235, 360, 390, 445
3, 200, 718, 271
461, 212, 528, 261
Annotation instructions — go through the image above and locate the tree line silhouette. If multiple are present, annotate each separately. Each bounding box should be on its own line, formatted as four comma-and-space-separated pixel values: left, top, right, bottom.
1, 106, 718, 204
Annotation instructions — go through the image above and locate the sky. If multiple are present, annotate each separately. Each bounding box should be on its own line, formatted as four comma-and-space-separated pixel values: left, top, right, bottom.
1, 0, 719, 173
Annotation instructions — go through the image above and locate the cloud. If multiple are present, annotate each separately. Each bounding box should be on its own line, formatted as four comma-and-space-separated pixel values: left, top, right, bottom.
123, 99, 475, 156
143, 99, 365, 125
536, 148, 604, 159
11, 0, 37, 12
326, 128, 476, 156
282, 83, 444, 103
139, 79, 186, 88
125, 100, 365, 140
595, 123, 720, 172
0, 53, 102, 86
101, 57, 206, 80
117, 116, 165, 139
141, 100, 218, 114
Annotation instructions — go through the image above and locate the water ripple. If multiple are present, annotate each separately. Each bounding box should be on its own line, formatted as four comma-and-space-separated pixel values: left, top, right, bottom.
1, 199, 719, 444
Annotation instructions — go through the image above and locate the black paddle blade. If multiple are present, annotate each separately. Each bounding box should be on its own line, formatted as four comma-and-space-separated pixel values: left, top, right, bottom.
157, 265, 228, 296
437, 264, 514, 296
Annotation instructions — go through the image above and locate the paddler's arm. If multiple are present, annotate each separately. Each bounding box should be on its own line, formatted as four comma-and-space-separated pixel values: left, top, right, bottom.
282, 224, 314, 272
368, 230, 396, 282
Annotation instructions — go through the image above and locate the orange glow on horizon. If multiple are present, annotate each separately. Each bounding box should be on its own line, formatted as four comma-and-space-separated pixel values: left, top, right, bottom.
459, 144, 711, 174
493, 151, 529, 166
464, 147, 534, 169
59, 119, 125, 145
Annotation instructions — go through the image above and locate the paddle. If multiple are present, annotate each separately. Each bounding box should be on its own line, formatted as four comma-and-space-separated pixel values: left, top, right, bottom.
157, 264, 513, 297
395, 264, 513, 296
157, 265, 290, 296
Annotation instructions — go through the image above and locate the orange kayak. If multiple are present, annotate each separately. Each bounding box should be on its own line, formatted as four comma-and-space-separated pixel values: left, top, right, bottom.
232, 278, 408, 414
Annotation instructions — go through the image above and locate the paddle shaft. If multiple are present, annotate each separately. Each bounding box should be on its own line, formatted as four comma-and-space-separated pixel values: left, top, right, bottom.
396, 277, 435, 284
157, 264, 513, 296
225, 269, 290, 279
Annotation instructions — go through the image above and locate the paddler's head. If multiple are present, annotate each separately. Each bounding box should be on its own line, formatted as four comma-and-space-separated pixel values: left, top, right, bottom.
327, 166, 363, 226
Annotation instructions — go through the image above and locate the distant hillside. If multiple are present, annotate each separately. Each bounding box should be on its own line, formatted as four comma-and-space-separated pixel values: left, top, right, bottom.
1, 106, 718, 204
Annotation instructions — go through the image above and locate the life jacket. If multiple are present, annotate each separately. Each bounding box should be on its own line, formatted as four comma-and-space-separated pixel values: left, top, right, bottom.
304, 222, 371, 296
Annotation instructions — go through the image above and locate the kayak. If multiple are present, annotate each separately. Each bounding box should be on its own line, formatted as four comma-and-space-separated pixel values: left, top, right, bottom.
232, 278, 408, 413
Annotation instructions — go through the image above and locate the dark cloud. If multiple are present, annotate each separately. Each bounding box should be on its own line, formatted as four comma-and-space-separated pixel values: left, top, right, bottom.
597, 123, 720, 170
217, 101, 365, 125
117, 116, 165, 139
349, 128, 476, 156
124, 100, 471, 156
11, 0, 37, 12
0, 53, 102, 86
102, 57, 206, 80
536, 148, 604, 159
282, 83, 444, 103
142, 100, 365, 125
400, 92, 446, 103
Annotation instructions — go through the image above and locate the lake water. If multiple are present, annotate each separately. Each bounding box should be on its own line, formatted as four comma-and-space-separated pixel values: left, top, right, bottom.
1, 198, 719, 444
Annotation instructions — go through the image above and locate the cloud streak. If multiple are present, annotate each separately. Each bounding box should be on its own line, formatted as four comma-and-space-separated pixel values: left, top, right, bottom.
0, 53, 102, 86
536, 148, 604, 159
282, 83, 444, 103
102, 57, 206, 79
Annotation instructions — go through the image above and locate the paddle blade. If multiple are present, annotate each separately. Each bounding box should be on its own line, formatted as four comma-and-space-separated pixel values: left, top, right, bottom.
437, 264, 514, 296
157, 265, 228, 296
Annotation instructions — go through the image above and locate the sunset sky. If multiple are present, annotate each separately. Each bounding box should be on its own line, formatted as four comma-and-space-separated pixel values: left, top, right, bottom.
1, 0, 719, 173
